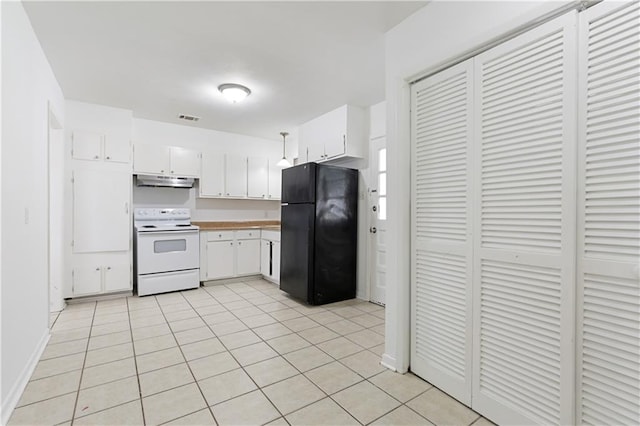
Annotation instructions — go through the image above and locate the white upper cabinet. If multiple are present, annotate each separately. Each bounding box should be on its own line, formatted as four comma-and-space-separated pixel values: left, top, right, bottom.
170, 146, 200, 176
248, 157, 269, 198
268, 160, 282, 199
299, 104, 366, 163
133, 144, 200, 177
200, 153, 282, 200
225, 154, 248, 197
72, 130, 130, 163
133, 144, 170, 174
200, 151, 225, 197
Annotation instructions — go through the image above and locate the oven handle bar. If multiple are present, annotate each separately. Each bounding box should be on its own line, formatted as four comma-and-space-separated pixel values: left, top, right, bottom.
137, 230, 199, 235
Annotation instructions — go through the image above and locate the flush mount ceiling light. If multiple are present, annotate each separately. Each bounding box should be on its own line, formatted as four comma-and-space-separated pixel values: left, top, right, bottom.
218, 83, 251, 103
277, 132, 292, 168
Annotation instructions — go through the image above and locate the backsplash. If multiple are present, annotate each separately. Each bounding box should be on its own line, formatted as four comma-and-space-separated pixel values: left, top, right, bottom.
132, 184, 280, 221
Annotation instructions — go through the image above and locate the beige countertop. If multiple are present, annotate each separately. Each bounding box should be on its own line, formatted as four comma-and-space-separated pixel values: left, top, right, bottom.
193, 220, 280, 231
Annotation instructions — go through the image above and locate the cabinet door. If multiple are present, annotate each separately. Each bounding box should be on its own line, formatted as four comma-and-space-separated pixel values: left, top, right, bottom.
171, 147, 200, 177
225, 155, 248, 197
73, 265, 102, 296
272, 241, 280, 283
236, 239, 261, 275
248, 157, 269, 198
104, 135, 130, 163
73, 169, 130, 253
200, 151, 225, 197
206, 241, 235, 280
307, 140, 325, 163
268, 161, 282, 199
323, 106, 348, 159
103, 263, 131, 292
72, 130, 103, 161
260, 240, 271, 276
134, 144, 170, 174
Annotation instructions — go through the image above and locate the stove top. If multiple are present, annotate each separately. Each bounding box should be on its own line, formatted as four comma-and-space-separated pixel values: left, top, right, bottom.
133, 208, 198, 232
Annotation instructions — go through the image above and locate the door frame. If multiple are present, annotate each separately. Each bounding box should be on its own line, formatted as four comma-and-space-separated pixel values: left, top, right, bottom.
48, 101, 65, 315
368, 136, 387, 306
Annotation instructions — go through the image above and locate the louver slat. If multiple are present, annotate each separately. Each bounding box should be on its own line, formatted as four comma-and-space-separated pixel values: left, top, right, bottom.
411, 59, 473, 405
578, 2, 640, 425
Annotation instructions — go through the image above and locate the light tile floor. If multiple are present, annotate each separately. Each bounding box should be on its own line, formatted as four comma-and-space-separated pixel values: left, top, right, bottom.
10, 279, 490, 426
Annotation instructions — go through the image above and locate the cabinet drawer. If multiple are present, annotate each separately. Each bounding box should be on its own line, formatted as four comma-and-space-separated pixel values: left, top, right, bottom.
205, 230, 234, 241
236, 229, 260, 240
261, 230, 281, 242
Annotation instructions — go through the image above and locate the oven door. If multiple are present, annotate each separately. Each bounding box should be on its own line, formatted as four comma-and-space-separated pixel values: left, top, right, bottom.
136, 230, 199, 275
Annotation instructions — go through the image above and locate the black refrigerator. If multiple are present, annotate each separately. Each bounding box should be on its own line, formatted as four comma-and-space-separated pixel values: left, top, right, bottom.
280, 162, 358, 305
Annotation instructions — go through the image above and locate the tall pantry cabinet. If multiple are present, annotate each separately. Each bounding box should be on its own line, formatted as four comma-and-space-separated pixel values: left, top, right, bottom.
410, 2, 639, 426
65, 101, 133, 297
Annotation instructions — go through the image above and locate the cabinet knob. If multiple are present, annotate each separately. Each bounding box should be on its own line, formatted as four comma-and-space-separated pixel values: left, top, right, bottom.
219, 234, 222, 238
94, 155, 99, 159
161, 169, 165, 173
106, 156, 111, 160
107, 266, 112, 270
95, 267, 100, 271
171, 171, 174, 174
218, 192, 222, 196
238, 241, 242, 245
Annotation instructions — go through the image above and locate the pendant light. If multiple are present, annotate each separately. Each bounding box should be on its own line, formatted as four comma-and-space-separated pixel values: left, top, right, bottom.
277, 132, 292, 167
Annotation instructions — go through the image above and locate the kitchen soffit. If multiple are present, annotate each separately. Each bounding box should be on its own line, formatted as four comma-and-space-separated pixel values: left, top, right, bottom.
23, 1, 427, 141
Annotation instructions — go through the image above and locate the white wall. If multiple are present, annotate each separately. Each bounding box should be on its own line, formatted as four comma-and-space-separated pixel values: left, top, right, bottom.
383, 1, 573, 372
132, 118, 282, 220
1, 1, 65, 422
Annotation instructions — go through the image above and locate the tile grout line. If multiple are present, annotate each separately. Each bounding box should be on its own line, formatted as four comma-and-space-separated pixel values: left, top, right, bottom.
68, 301, 98, 425
125, 294, 152, 425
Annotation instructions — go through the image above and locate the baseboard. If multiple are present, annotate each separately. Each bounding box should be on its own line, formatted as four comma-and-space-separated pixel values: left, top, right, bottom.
1, 329, 50, 425
201, 274, 263, 286
380, 353, 397, 371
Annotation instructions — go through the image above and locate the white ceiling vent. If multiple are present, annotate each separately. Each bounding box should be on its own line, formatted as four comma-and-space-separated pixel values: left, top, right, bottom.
178, 114, 200, 122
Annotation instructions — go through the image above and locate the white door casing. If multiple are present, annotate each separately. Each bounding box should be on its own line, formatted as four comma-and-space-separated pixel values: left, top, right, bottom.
369, 137, 388, 306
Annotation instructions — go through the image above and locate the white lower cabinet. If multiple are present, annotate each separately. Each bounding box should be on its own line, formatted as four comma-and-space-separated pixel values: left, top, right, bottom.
260, 230, 280, 283
200, 229, 261, 281
72, 254, 131, 296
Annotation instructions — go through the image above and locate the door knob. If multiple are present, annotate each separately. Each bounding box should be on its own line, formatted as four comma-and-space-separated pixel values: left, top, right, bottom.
370, 226, 377, 233
372, 205, 377, 212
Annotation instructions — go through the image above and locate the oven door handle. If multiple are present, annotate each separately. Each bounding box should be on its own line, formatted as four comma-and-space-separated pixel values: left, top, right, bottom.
137, 230, 198, 235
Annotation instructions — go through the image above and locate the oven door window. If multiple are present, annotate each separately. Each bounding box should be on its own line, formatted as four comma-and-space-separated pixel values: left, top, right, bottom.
154, 239, 187, 253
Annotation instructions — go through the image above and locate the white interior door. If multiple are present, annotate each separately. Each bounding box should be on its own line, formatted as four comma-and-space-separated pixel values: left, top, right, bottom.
369, 137, 387, 306
472, 12, 577, 425
411, 59, 474, 405
576, 2, 640, 425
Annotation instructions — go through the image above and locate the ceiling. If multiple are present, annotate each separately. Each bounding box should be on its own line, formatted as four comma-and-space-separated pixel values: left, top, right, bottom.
23, 1, 427, 141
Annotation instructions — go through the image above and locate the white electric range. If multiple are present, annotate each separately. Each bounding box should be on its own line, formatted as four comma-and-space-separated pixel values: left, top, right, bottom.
133, 208, 200, 296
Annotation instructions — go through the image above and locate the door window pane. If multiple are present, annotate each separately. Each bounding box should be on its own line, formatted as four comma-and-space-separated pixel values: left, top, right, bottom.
379, 173, 387, 196
378, 197, 387, 220
379, 148, 387, 172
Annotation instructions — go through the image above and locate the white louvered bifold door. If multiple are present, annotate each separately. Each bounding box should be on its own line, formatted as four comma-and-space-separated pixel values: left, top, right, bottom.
411, 59, 474, 405
577, 1, 640, 425
471, 12, 577, 425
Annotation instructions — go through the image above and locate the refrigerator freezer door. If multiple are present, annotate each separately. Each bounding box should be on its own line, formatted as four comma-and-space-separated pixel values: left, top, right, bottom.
280, 203, 315, 303
281, 163, 316, 204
